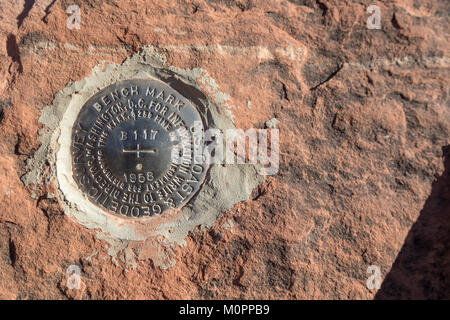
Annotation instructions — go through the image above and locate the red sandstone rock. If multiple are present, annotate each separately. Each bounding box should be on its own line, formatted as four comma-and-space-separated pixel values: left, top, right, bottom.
0, 0, 449, 299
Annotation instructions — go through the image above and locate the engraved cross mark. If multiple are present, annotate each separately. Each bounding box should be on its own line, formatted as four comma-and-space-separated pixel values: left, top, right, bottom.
122, 144, 156, 158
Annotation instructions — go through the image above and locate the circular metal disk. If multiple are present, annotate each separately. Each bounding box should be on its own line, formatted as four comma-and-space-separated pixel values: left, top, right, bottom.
71, 79, 208, 218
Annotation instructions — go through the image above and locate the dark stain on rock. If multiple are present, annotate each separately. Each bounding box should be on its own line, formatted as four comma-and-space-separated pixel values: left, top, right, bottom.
17, 0, 36, 28
6, 34, 23, 74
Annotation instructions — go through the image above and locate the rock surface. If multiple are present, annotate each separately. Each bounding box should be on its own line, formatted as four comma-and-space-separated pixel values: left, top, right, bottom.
0, 0, 449, 299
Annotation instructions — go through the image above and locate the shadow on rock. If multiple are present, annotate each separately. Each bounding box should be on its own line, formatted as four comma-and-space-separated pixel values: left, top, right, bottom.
376, 145, 450, 299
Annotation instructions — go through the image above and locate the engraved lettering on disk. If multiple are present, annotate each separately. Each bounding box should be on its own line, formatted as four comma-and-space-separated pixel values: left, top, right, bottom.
71, 79, 207, 217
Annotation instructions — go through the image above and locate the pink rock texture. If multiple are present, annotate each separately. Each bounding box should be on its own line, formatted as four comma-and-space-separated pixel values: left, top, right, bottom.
0, 0, 449, 299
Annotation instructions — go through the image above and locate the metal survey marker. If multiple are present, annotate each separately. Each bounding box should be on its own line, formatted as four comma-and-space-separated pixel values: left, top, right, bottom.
71, 79, 207, 217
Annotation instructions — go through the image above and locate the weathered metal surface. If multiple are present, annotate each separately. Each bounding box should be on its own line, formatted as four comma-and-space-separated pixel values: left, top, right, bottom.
71, 79, 207, 217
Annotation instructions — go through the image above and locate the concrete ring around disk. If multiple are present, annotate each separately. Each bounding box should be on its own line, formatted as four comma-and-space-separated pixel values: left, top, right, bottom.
47, 48, 263, 243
